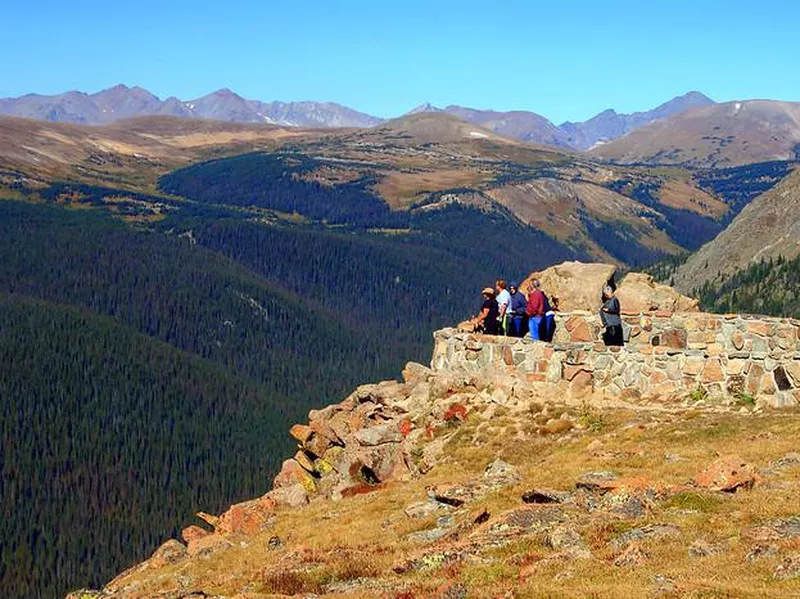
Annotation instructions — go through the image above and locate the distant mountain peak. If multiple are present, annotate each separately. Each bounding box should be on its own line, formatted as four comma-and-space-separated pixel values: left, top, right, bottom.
407, 102, 442, 114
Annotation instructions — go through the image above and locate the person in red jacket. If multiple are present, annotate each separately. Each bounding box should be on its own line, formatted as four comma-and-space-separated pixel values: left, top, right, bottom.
526, 279, 546, 340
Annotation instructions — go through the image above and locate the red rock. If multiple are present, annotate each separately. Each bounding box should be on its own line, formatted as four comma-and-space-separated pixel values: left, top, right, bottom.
659, 329, 687, 349
569, 321, 594, 342
273, 458, 315, 490
443, 403, 468, 423
399, 418, 413, 437
569, 371, 593, 396
700, 358, 724, 383
217, 495, 277, 535
148, 539, 187, 568
304, 433, 331, 459
746, 321, 772, 336
563, 365, 590, 381
181, 525, 211, 545
695, 455, 758, 492
425, 422, 436, 439
503, 346, 513, 365
268, 483, 309, 508
289, 424, 313, 444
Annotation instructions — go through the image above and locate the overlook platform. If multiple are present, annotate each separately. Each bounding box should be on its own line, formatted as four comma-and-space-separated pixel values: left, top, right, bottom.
433, 311, 800, 408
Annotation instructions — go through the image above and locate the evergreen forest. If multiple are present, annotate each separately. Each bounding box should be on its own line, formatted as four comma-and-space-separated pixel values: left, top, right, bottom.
2, 149, 794, 598
0, 190, 578, 598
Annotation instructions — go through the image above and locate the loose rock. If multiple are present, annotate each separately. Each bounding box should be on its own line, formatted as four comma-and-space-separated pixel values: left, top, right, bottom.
695, 454, 758, 492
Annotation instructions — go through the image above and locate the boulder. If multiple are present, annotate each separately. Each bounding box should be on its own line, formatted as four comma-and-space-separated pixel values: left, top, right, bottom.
354, 423, 404, 446
402, 361, 432, 387
147, 539, 187, 568
695, 454, 758, 492
522, 488, 572, 504
216, 495, 276, 535
519, 261, 617, 312
181, 525, 211, 545
575, 471, 619, 492
267, 483, 309, 508
616, 272, 699, 313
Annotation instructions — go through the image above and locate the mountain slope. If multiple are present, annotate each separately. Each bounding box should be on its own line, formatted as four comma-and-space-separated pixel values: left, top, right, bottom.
0, 85, 383, 128
591, 100, 800, 167
673, 166, 800, 291
560, 91, 715, 150
441, 105, 572, 148
0, 293, 289, 599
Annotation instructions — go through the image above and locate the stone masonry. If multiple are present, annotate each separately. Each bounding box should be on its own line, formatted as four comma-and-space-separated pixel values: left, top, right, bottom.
432, 310, 800, 408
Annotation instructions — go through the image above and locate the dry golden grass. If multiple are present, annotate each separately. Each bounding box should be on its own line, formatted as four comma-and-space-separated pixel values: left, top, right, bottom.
658, 178, 728, 217
103, 404, 800, 598
373, 169, 492, 209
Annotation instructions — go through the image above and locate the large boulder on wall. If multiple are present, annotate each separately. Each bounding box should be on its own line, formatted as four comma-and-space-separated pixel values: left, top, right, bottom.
616, 272, 699, 313
519, 261, 699, 314
520, 261, 617, 312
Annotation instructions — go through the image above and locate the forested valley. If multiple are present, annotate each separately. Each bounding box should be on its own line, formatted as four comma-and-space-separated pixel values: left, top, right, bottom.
0, 178, 578, 598
3, 148, 793, 598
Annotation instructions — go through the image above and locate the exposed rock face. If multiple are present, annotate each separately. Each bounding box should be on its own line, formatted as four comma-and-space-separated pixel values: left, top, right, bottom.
520, 261, 616, 312
519, 262, 698, 314
616, 272, 699, 313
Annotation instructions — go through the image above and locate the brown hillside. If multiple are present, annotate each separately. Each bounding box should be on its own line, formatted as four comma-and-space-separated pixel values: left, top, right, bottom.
673, 166, 800, 291
590, 100, 800, 167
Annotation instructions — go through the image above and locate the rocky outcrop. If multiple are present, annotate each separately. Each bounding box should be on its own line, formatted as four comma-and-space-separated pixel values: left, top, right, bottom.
616, 272, 698, 313
519, 261, 697, 313
520, 261, 616, 312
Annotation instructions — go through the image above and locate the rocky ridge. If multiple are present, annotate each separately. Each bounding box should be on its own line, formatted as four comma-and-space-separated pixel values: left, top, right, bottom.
68, 265, 800, 598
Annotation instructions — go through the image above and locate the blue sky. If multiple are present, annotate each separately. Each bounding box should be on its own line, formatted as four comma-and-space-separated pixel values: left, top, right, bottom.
4, 0, 798, 123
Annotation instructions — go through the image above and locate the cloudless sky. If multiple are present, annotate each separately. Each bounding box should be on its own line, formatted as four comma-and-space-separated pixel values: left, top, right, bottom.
3, 0, 798, 123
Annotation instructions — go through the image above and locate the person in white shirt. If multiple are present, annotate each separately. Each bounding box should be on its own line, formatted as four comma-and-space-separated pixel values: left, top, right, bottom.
495, 279, 511, 335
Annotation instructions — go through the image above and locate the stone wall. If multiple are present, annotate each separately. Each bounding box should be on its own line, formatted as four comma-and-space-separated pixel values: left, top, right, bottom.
431, 311, 800, 408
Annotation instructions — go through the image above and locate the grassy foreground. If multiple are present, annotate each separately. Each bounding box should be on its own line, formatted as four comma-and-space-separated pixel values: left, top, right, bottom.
93, 398, 800, 598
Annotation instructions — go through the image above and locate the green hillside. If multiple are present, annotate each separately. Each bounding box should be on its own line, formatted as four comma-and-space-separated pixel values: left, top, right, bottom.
0, 195, 580, 598
0, 294, 288, 599
696, 255, 800, 317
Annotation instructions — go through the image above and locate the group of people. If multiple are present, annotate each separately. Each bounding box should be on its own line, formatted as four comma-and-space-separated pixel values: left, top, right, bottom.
469, 279, 624, 347
469, 279, 558, 341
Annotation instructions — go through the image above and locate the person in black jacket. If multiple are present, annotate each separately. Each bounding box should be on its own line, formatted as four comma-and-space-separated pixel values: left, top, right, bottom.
600, 285, 624, 346
470, 287, 500, 335
506, 282, 528, 337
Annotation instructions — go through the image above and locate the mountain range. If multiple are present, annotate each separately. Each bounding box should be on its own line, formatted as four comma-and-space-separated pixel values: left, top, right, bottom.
0, 84, 715, 150
4, 81, 800, 599
0, 84, 383, 129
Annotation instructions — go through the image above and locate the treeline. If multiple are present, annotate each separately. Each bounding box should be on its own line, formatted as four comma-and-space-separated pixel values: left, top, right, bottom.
696, 255, 800, 317
159, 152, 408, 227
694, 160, 794, 221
